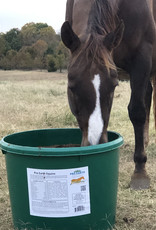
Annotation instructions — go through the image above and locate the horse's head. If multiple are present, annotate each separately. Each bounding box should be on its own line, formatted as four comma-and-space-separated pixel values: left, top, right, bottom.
61, 21, 124, 146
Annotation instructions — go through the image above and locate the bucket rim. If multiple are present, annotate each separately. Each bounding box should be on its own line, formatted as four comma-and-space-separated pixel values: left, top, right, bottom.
0, 128, 123, 156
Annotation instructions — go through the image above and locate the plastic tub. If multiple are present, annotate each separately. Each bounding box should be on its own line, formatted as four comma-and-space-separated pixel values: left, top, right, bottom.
0, 128, 123, 230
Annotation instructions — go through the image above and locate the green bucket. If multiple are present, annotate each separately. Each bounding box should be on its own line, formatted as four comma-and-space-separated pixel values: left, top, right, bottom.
0, 128, 123, 230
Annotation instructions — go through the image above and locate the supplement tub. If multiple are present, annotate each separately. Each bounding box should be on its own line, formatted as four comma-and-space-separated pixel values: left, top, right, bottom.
0, 128, 123, 230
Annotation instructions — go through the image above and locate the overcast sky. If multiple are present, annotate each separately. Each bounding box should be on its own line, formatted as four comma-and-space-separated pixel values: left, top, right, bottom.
0, 0, 67, 33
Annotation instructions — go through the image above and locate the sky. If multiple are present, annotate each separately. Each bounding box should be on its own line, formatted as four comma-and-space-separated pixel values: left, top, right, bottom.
0, 0, 67, 34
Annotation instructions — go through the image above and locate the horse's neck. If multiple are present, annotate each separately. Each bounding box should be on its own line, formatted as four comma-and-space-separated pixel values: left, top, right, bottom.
147, 0, 153, 14
149, 0, 153, 10
73, 0, 94, 38
65, 0, 120, 41
66, 0, 94, 40
147, 0, 156, 25
65, 0, 74, 25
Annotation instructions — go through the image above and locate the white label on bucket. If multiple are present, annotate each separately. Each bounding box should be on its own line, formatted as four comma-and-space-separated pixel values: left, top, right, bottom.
27, 167, 91, 218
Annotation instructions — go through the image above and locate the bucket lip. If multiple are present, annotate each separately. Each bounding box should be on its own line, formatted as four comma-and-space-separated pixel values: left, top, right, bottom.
0, 128, 123, 156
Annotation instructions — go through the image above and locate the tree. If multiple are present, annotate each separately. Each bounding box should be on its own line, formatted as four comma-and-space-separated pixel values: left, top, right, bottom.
40, 26, 58, 56
0, 22, 69, 71
15, 48, 33, 69
40, 26, 56, 45
35, 23, 48, 31
56, 41, 70, 69
6, 50, 17, 69
21, 23, 56, 47
0, 34, 6, 58
0, 57, 10, 70
46, 55, 57, 72
21, 23, 40, 46
5, 28, 22, 51
56, 54, 65, 73
0, 49, 17, 70
32, 40, 48, 57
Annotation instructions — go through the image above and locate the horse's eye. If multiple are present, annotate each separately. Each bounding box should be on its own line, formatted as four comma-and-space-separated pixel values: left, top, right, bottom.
110, 71, 119, 87
113, 79, 119, 87
68, 86, 75, 93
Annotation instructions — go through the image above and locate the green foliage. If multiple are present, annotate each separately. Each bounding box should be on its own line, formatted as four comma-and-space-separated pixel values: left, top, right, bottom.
32, 39, 48, 57
5, 28, 22, 52
35, 23, 49, 31
47, 55, 57, 72
0, 22, 70, 71
0, 34, 6, 57
56, 54, 65, 73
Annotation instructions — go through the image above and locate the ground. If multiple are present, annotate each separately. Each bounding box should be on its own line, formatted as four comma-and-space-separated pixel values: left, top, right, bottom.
0, 70, 155, 230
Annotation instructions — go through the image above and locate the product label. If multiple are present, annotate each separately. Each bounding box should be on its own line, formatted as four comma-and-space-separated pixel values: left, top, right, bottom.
27, 166, 90, 217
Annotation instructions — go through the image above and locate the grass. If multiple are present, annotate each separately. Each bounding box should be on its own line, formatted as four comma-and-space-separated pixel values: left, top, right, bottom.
0, 70, 155, 230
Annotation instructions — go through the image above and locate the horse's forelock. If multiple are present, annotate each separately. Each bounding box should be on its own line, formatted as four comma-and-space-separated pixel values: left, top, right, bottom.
69, 33, 116, 72
83, 34, 116, 70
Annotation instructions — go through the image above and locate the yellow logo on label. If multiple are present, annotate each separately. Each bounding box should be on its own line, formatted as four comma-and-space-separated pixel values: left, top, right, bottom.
71, 176, 85, 184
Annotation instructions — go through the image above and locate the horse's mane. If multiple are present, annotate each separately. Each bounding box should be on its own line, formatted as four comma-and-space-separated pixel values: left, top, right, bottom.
82, 0, 118, 70
89, 0, 118, 35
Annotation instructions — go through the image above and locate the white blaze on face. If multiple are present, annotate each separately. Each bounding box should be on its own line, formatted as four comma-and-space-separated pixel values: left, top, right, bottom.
88, 74, 104, 145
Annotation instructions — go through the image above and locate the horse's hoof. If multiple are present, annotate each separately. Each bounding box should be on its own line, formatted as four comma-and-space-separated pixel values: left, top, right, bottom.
130, 172, 150, 190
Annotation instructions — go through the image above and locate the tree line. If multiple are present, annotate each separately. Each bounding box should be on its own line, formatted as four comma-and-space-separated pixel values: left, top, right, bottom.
0, 22, 70, 72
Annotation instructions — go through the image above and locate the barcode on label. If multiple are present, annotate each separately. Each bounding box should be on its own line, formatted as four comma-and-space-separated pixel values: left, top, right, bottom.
75, 206, 85, 212
81, 185, 86, 191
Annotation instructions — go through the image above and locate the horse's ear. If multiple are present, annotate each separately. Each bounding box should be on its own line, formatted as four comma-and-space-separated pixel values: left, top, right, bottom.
104, 20, 124, 51
61, 21, 81, 53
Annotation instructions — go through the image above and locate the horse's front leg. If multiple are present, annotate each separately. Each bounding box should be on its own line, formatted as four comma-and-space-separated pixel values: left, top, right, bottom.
128, 92, 150, 190
128, 43, 152, 189
144, 81, 153, 147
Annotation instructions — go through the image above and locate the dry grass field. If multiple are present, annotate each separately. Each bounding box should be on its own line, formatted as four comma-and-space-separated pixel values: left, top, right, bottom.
0, 70, 155, 230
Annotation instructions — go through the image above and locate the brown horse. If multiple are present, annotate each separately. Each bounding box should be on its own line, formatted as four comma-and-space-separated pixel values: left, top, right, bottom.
61, 0, 156, 189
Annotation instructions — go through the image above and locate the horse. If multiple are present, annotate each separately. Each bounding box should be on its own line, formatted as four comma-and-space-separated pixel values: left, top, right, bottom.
71, 176, 85, 184
61, 0, 156, 190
